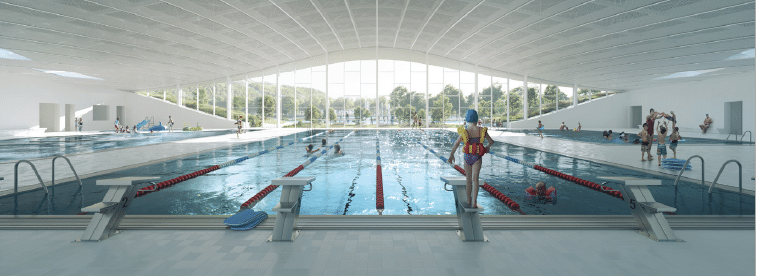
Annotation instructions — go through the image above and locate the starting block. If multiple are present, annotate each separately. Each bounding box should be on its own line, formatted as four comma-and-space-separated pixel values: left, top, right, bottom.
441, 176, 487, 242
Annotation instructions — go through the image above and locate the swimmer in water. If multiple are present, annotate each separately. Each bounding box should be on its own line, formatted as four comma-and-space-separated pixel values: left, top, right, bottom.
306, 144, 319, 154
334, 144, 344, 156
448, 109, 494, 208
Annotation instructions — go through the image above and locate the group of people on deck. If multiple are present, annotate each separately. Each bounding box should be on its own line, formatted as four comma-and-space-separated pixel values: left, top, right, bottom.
638, 109, 682, 165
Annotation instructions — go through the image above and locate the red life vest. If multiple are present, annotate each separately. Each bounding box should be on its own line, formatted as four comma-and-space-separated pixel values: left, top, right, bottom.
525, 186, 557, 199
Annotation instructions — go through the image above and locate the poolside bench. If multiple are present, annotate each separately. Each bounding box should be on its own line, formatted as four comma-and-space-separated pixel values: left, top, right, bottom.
78, 176, 159, 242
441, 176, 487, 242
598, 176, 682, 242
268, 176, 315, 242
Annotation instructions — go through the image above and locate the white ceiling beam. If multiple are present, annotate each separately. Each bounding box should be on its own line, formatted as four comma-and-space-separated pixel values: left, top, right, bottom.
309, 0, 345, 51
426, 0, 486, 53
393, 0, 409, 48
410, 0, 445, 51
343, 0, 361, 48
268, 0, 328, 54
445, 0, 536, 57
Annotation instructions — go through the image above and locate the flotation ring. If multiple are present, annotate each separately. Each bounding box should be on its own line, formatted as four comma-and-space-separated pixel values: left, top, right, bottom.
457, 125, 488, 156
525, 186, 557, 200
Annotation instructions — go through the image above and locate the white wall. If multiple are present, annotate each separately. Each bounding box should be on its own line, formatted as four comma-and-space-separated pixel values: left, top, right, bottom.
509, 71, 756, 134
0, 73, 127, 131
625, 71, 756, 135
509, 93, 630, 130
0, 73, 237, 132
124, 93, 235, 130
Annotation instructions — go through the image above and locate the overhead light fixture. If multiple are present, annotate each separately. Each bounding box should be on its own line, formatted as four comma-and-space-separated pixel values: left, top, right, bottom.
724, 49, 755, 61
653, 68, 724, 80
0, 48, 30, 61
33, 68, 103, 80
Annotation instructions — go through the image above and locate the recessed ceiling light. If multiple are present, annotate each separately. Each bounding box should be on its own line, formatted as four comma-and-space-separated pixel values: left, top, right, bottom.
33, 68, 103, 80
724, 49, 755, 61
0, 48, 30, 61
653, 68, 724, 80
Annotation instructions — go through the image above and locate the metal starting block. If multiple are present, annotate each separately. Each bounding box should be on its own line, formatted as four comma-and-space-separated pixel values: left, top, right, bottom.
598, 176, 682, 242
441, 176, 487, 242
77, 177, 159, 242
268, 176, 315, 242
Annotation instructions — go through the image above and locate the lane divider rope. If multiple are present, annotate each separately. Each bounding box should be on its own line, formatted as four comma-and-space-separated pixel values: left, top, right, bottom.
239, 130, 357, 210
375, 135, 384, 211
439, 133, 624, 200
131, 131, 327, 199
416, 140, 525, 215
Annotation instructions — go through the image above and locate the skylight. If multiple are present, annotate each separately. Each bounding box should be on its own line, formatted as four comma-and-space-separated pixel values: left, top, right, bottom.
653, 68, 723, 80
724, 49, 755, 61
0, 48, 30, 61
33, 69, 103, 80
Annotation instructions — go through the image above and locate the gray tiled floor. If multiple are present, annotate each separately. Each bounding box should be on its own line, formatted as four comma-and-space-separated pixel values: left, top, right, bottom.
0, 229, 753, 275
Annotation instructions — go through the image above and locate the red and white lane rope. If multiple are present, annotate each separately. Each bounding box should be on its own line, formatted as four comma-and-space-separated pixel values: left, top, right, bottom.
416, 141, 525, 215
239, 130, 357, 210
441, 134, 624, 200
375, 135, 384, 212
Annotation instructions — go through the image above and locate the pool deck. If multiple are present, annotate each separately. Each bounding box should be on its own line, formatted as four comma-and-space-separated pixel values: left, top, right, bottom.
1, 228, 753, 275
0, 129, 308, 196
486, 128, 756, 194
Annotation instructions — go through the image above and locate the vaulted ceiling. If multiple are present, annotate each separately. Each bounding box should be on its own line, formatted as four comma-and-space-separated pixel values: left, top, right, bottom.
0, 0, 753, 91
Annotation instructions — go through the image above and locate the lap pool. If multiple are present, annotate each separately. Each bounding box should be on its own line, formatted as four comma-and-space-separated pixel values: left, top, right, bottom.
1, 129, 752, 216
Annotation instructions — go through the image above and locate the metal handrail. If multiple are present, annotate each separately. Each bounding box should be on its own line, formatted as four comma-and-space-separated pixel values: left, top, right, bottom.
708, 160, 742, 194
14, 160, 48, 194
740, 131, 752, 143
52, 155, 83, 187
673, 155, 705, 187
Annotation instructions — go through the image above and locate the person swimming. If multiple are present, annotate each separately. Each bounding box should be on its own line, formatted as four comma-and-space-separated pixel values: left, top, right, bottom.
525, 181, 556, 200
334, 144, 344, 156
306, 144, 320, 154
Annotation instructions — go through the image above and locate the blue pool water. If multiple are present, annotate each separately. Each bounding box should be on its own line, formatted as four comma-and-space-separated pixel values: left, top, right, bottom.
0, 130, 237, 162
1, 129, 752, 216
509, 129, 752, 145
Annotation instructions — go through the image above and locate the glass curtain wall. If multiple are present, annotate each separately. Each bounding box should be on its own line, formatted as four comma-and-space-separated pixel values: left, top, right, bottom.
378, 60, 393, 127
295, 67, 312, 128
181, 85, 195, 110
443, 67, 460, 125
528, 82, 540, 118
558, 86, 573, 110
361, 60, 376, 128
312, 66, 327, 128
477, 73, 492, 127
428, 65, 443, 127
328, 63, 345, 128
279, 71, 295, 127
507, 78, 523, 122
460, 70, 474, 124
410, 62, 427, 128
262, 74, 277, 126
393, 61, 411, 127
344, 61, 360, 127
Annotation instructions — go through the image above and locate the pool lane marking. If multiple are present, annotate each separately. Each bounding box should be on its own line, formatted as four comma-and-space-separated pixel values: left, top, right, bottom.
375, 134, 384, 212
130, 131, 328, 199
240, 130, 357, 210
438, 134, 624, 200
415, 140, 525, 214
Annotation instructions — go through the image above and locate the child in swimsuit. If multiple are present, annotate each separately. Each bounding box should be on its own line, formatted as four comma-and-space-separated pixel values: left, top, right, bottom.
656, 120, 668, 166
448, 109, 494, 208
638, 123, 649, 161
537, 120, 544, 138
669, 127, 681, 159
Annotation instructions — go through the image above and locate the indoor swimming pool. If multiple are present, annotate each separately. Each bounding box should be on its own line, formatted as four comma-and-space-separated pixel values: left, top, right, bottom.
0, 130, 238, 162
509, 129, 753, 145
1, 129, 752, 216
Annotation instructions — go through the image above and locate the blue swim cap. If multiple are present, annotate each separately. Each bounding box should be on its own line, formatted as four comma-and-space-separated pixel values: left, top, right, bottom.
465, 109, 478, 123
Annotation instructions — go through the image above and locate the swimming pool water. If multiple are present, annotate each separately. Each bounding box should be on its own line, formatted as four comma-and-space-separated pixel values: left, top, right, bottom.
509, 129, 753, 145
1, 129, 752, 216
0, 130, 238, 162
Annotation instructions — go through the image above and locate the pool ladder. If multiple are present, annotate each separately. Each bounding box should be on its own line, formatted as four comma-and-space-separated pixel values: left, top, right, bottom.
13, 156, 83, 194
725, 130, 752, 143
672, 155, 743, 194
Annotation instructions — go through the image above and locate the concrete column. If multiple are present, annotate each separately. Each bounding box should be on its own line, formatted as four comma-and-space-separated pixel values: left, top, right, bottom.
65, 104, 75, 131
523, 75, 528, 120
276, 68, 281, 128
177, 84, 182, 106
40, 103, 60, 133
573, 83, 578, 106
227, 76, 232, 120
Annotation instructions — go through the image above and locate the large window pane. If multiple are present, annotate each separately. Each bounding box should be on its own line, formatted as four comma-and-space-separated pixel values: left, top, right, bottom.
507, 78, 523, 122
411, 62, 427, 128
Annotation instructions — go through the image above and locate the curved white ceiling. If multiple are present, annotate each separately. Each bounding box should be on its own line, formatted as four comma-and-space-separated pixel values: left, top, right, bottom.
0, 0, 753, 91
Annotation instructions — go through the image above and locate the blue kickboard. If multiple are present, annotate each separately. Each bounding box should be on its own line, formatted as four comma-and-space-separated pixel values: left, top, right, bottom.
224, 209, 268, 227
661, 159, 688, 164
230, 215, 268, 231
